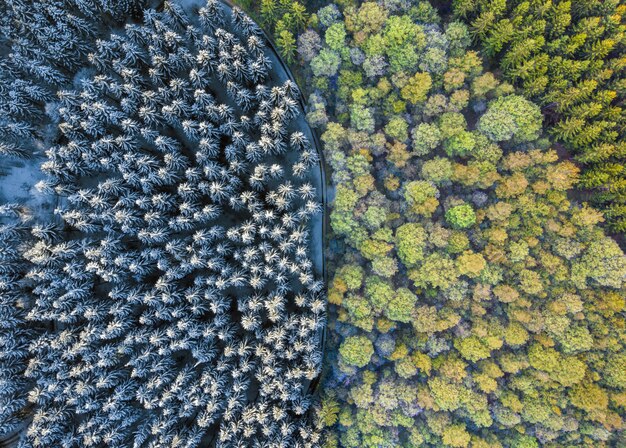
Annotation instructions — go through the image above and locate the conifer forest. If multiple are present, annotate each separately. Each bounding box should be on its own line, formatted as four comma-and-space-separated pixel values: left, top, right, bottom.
1, 0, 626, 447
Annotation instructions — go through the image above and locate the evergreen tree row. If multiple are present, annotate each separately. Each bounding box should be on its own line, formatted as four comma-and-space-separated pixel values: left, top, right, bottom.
0, 205, 37, 438
452, 0, 626, 232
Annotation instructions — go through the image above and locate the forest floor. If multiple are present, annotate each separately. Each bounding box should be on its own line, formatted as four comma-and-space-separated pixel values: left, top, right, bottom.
0, 157, 58, 223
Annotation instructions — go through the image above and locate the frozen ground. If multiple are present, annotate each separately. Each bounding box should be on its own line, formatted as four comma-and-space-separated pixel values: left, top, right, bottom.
0, 158, 57, 222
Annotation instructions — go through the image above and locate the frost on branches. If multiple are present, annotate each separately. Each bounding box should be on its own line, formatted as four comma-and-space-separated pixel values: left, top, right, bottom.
1, 1, 325, 447
0, 0, 146, 160
0, 206, 37, 438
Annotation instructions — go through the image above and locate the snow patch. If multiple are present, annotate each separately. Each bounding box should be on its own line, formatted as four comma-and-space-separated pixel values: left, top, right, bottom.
0, 158, 56, 222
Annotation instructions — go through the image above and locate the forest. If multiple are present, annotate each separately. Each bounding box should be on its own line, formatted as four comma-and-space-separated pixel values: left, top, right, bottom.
0, 0, 625, 448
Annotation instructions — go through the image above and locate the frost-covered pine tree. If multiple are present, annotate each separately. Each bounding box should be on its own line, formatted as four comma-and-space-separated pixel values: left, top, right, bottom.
4, 1, 325, 447
0, 0, 145, 161
0, 205, 42, 439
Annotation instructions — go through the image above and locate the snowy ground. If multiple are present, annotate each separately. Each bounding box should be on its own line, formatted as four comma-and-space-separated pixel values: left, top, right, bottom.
0, 158, 57, 222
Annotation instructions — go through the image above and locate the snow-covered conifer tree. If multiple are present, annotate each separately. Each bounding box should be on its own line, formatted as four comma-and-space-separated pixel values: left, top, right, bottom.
0, 206, 35, 438
2, 1, 325, 447
0, 0, 145, 162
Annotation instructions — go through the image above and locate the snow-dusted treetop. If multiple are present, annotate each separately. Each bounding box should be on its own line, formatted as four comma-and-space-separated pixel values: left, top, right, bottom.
1, 1, 325, 447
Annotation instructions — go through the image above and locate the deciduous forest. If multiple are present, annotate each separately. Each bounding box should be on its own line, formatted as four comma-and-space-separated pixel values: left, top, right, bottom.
0, 1, 625, 448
